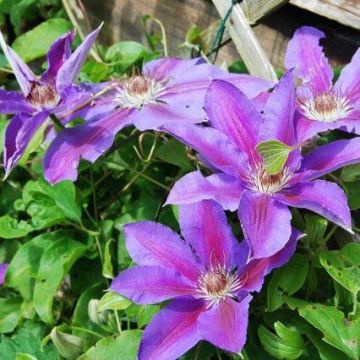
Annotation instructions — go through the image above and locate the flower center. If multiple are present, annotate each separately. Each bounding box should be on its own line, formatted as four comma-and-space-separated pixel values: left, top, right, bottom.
251, 165, 292, 194
299, 91, 352, 122
27, 82, 60, 108
197, 265, 242, 307
116, 75, 165, 109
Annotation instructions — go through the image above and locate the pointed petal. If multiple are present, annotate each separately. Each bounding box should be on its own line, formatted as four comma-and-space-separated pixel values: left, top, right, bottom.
132, 101, 206, 132
43, 108, 133, 184
165, 171, 244, 211
285, 26, 333, 93
4, 111, 49, 177
0, 263, 7, 285
56, 24, 102, 93
0, 31, 37, 96
299, 137, 360, 180
261, 71, 297, 145
198, 296, 251, 353
41, 30, 75, 84
162, 123, 248, 178
0, 89, 33, 114
240, 228, 302, 292
222, 73, 273, 98
295, 113, 338, 143
143, 57, 207, 82
138, 297, 203, 360
276, 180, 352, 232
179, 200, 239, 268
334, 48, 360, 102
205, 80, 261, 161
123, 221, 200, 281
238, 190, 292, 259
111, 266, 196, 304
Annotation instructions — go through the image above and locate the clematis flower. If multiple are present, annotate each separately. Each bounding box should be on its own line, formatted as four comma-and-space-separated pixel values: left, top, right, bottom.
42, 57, 273, 183
285, 26, 360, 141
0, 24, 107, 177
163, 73, 360, 259
0, 263, 7, 285
111, 200, 301, 360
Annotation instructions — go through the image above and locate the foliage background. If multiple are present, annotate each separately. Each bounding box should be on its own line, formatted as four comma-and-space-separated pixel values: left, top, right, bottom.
0, 0, 359, 359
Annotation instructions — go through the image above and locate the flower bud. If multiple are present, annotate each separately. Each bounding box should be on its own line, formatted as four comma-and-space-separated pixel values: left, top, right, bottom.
50, 327, 83, 359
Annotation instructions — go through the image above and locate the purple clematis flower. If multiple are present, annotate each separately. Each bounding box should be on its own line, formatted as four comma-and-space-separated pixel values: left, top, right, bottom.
111, 200, 301, 360
0, 263, 7, 285
42, 57, 273, 183
285, 26, 360, 142
0, 24, 106, 177
163, 73, 360, 259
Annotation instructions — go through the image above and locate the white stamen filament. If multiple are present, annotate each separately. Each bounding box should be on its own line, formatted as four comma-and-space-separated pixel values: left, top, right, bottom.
300, 91, 352, 123
116, 75, 166, 109
196, 264, 243, 308
250, 165, 293, 194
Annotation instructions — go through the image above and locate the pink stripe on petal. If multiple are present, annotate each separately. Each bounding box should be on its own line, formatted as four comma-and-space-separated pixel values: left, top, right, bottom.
138, 297, 203, 360
239, 190, 292, 259
179, 200, 239, 268
277, 180, 352, 232
334, 48, 360, 102
299, 137, 360, 181
285, 26, 333, 94
163, 123, 248, 178
43, 108, 133, 184
198, 296, 251, 353
205, 80, 261, 161
124, 221, 200, 281
111, 266, 196, 304
165, 171, 244, 211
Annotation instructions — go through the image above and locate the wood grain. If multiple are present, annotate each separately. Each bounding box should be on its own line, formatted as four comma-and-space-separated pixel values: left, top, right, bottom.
82, 0, 360, 70
290, 0, 360, 30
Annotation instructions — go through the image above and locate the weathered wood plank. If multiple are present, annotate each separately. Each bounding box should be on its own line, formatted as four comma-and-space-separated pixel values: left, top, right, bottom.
212, 0, 278, 80
82, 0, 360, 71
290, 0, 360, 30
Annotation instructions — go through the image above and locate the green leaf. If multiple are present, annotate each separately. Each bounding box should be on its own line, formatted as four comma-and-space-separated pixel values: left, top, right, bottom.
6, 232, 67, 300
72, 283, 106, 349
10, 0, 37, 35
304, 214, 328, 243
105, 41, 147, 73
0, 215, 33, 239
97, 291, 132, 312
341, 164, 360, 183
80, 61, 110, 83
258, 321, 305, 359
12, 19, 72, 62
15, 178, 82, 231
0, 329, 58, 360
0, 297, 22, 333
18, 120, 49, 167
267, 254, 309, 312
102, 239, 114, 279
78, 330, 142, 360
33, 238, 87, 324
256, 140, 292, 175
319, 243, 360, 296
156, 138, 191, 170
299, 304, 359, 359
345, 182, 360, 210
15, 354, 38, 360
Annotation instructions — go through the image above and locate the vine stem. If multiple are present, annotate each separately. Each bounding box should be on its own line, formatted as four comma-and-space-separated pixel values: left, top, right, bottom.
114, 311, 122, 334
323, 224, 337, 244
105, 160, 170, 191
71, 326, 103, 338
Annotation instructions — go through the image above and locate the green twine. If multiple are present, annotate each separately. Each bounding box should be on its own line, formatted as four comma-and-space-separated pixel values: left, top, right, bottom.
210, 0, 242, 63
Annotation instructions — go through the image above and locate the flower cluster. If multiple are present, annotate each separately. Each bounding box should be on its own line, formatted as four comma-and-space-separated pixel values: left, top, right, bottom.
1, 24, 360, 359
